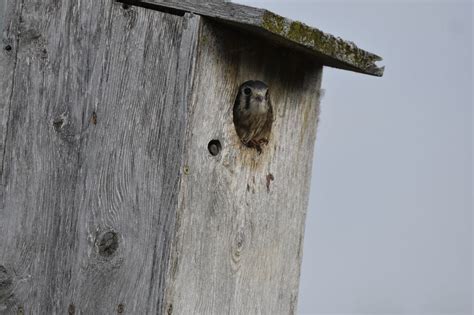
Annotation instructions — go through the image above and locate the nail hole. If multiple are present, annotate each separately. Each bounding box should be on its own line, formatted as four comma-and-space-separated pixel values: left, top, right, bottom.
4, 45, 12, 51
96, 231, 119, 257
166, 304, 173, 315
208, 140, 221, 156
183, 166, 190, 175
122, 3, 131, 9
91, 111, 97, 125
53, 118, 64, 131
68, 304, 75, 315
17, 306, 24, 315
266, 173, 274, 192
117, 303, 125, 313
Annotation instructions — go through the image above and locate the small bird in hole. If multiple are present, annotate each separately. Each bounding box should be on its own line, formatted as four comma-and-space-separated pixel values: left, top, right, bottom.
233, 80, 273, 153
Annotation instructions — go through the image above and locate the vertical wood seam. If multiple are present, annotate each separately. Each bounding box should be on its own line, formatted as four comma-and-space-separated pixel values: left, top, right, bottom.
1, 0, 24, 178
161, 13, 201, 314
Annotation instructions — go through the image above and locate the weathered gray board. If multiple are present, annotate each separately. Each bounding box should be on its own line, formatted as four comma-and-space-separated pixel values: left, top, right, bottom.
135, 0, 384, 76
0, 1, 198, 313
163, 20, 322, 314
1, 1, 321, 314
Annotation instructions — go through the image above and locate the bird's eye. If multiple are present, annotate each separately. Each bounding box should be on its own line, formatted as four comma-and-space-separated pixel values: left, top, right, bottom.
243, 87, 251, 95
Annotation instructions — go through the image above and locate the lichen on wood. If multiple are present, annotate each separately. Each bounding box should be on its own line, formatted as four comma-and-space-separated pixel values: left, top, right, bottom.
139, 0, 385, 76
261, 11, 384, 76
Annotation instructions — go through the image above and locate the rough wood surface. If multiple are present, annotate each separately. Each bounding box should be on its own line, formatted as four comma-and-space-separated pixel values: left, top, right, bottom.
0, 0, 19, 181
164, 19, 323, 314
0, 0, 199, 313
2, 0, 323, 313
162, 0, 225, 3
132, 0, 384, 76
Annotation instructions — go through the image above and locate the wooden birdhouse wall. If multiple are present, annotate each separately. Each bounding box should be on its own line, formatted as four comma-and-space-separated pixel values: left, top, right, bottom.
162, 18, 323, 314
1, 0, 381, 313
0, 2, 194, 313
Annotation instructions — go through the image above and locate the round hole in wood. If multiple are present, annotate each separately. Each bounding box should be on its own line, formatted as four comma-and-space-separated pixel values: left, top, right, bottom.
4, 45, 12, 51
183, 166, 190, 175
208, 140, 222, 156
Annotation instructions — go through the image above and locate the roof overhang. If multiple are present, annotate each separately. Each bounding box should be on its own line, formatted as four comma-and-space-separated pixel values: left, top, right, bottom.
123, 0, 385, 77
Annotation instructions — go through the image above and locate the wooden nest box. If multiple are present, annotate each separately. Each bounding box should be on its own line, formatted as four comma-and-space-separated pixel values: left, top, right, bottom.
0, 0, 383, 313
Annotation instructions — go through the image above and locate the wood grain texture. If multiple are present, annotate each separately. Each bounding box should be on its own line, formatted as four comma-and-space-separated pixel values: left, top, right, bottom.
133, 0, 384, 76
0, 0, 20, 181
164, 19, 323, 314
0, 0, 199, 313
2, 0, 323, 313
162, 0, 225, 4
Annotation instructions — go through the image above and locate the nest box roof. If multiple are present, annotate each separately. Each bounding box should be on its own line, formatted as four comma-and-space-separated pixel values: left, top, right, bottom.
132, 0, 385, 77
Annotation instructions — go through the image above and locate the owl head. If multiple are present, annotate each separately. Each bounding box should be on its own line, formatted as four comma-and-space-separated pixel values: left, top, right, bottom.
237, 80, 270, 114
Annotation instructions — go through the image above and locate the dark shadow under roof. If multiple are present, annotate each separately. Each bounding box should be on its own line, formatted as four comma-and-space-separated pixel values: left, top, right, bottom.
125, 0, 385, 77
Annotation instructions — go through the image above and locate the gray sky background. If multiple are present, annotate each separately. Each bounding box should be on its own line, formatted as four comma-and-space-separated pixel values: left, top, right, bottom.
233, 1, 472, 314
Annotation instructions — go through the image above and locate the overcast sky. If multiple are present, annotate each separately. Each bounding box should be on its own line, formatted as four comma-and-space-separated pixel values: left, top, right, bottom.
234, 1, 472, 314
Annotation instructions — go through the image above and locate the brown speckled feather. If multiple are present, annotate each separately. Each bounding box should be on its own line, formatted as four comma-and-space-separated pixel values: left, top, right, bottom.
233, 95, 273, 148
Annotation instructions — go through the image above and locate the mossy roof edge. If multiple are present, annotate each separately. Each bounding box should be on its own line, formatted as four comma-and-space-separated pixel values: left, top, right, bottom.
260, 11, 384, 76
134, 0, 385, 76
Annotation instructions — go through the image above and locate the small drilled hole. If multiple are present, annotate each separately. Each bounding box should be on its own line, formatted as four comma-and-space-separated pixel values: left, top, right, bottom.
4, 45, 12, 51
183, 166, 190, 175
208, 140, 222, 156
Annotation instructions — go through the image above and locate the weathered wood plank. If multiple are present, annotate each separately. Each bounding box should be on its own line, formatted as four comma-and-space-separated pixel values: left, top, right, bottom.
130, 0, 384, 76
67, 7, 192, 314
2, 1, 326, 313
0, 0, 21, 180
162, 0, 225, 3
0, 1, 198, 313
164, 19, 322, 314
1, 1, 92, 312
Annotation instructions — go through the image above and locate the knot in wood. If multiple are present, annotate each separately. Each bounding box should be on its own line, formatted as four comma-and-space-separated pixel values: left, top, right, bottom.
166, 303, 173, 315
68, 304, 75, 315
117, 303, 125, 313
96, 231, 119, 257
52, 117, 65, 131
233, 232, 245, 258
0, 265, 13, 293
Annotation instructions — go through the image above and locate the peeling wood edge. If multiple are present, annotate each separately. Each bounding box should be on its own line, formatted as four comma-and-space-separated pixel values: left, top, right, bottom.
120, 0, 384, 77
